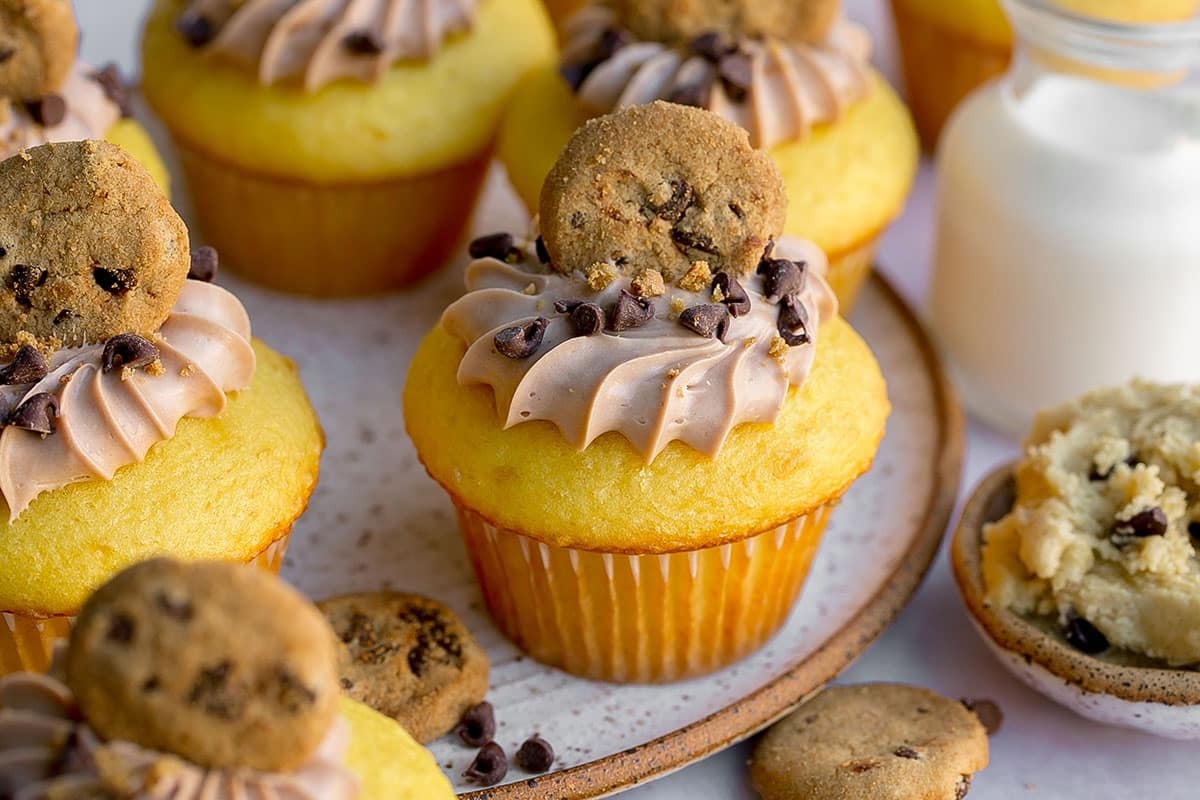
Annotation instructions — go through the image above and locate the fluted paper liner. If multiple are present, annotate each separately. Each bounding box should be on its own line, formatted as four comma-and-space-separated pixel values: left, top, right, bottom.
0, 533, 290, 676
456, 504, 833, 683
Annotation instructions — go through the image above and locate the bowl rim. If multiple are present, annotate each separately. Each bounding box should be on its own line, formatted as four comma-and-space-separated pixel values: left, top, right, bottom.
951, 463, 1200, 707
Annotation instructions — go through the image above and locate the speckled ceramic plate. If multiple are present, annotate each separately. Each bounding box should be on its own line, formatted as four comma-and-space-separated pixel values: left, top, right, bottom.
164, 162, 962, 797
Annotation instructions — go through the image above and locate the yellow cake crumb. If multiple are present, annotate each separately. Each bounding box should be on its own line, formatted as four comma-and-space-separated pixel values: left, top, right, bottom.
679, 261, 712, 292
586, 262, 619, 291
631, 268, 665, 298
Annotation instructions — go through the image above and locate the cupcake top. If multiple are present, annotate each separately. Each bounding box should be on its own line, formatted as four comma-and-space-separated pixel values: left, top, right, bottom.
982, 380, 1200, 667
443, 102, 838, 461
559, 0, 873, 148
0, 0, 133, 160
174, 0, 480, 91
0, 141, 256, 520
0, 558, 359, 797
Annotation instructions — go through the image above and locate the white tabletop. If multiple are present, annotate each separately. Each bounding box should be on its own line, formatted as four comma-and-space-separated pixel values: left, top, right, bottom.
78, 1, 1199, 797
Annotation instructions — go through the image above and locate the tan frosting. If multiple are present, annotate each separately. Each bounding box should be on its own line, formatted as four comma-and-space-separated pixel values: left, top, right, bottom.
0, 670, 360, 799
0, 64, 122, 161
182, 0, 478, 90
441, 234, 837, 461
561, 4, 873, 148
0, 280, 256, 522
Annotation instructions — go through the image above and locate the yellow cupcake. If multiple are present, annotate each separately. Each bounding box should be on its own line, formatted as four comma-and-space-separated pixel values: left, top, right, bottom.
342, 697, 457, 799
407, 104, 889, 682
497, 3, 918, 309
140, 0, 556, 297
891, 0, 1200, 148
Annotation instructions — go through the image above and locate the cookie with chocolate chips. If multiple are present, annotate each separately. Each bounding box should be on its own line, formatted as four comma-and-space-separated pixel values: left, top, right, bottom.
0, 0, 77, 100
750, 684, 989, 800
615, 0, 840, 45
318, 591, 489, 744
0, 141, 190, 349
64, 559, 341, 773
539, 101, 784, 281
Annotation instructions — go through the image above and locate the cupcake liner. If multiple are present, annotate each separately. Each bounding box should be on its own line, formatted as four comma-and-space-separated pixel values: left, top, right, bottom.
827, 234, 881, 313
455, 503, 833, 683
172, 137, 492, 297
890, 0, 1010, 150
0, 532, 291, 676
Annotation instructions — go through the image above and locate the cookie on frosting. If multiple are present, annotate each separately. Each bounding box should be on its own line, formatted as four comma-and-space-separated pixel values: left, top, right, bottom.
64, 559, 342, 772
750, 684, 989, 800
540, 101, 784, 280
0, 0, 78, 100
0, 140, 189, 348
319, 591, 489, 744
615, 0, 840, 45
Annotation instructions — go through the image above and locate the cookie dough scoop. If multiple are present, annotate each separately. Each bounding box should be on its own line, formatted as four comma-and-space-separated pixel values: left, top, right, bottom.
614, 0, 841, 45
0, 0, 78, 101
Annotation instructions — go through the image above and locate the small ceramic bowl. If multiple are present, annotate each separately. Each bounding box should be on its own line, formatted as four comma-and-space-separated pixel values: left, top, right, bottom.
952, 464, 1200, 739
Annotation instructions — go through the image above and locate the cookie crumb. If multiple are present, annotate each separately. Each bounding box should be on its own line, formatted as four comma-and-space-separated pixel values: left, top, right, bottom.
631, 268, 665, 298
669, 297, 686, 319
180, 363, 195, 377
679, 260, 712, 292
523, 283, 538, 296
768, 335, 789, 360
586, 262, 619, 292
145, 358, 165, 377
711, 284, 726, 303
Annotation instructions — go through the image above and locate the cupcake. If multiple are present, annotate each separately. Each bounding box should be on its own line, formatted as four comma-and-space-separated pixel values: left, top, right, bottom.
405, 102, 890, 682
140, 0, 557, 297
0, 141, 322, 675
0, 558, 456, 798
0, 0, 168, 189
891, 0, 1200, 149
497, 0, 918, 308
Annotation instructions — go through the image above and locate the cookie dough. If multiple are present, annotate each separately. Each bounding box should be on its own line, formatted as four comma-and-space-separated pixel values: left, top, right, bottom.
319, 591, 489, 744
65, 559, 341, 772
982, 381, 1200, 667
750, 684, 988, 800
615, 0, 840, 45
0, 141, 190, 348
539, 101, 785, 281
0, 0, 77, 100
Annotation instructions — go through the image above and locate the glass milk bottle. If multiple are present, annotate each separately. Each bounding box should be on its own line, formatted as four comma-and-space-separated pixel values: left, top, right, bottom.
930, 0, 1200, 435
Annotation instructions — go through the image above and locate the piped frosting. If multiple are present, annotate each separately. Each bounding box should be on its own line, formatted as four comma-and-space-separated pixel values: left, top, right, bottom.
178, 0, 479, 90
442, 232, 837, 461
561, 4, 873, 148
0, 280, 256, 521
0, 65, 123, 161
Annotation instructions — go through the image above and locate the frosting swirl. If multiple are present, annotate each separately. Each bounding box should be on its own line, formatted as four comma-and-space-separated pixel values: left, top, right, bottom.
0, 280, 256, 521
442, 234, 837, 461
0, 670, 359, 799
561, 4, 873, 148
180, 0, 479, 90
0, 65, 123, 161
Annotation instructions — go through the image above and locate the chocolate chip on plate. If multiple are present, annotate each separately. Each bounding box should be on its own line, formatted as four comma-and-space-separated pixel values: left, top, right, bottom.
463, 741, 508, 786
8, 392, 58, 435
101, 334, 160, 374
516, 734, 556, 773
679, 303, 731, 341
608, 290, 654, 332
0, 345, 48, 386
1063, 614, 1109, 655
188, 246, 219, 283
455, 702, 496, 747
494, 318, 549, 359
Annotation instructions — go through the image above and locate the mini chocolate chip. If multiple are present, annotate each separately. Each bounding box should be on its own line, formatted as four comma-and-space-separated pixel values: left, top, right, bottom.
344, 30, 385, 55
93, 267, 138, 295
188, 660, 244, 720
494, 318, 549, 359
106, 612, 135, 644
1063, 614, 1109, 655
1089, 454, 1140, 481
141, 675, 161, 692
757, 258, 807, 303
666, 80, 713, 109
778, 295, 811, 346
1112, 507, 1169, 541
0, 346, 47, 385
516, 735, 555, 773
102, 334, 160, 374
91, 64, 133, 118
25, 95, 66, 127
956, 775, 972, 800
272, 665, 318, 714
690, 32, 734, 62
712, 272, 751, 316
0, 48, 13, 64
1189, 521, 1200, 541
155, 591, 193, 622
53, 309, 79, 326
650, 179, 694, 223
464, 742, 508, 787
607, 290, 654, 332
961, 698, 1004, 735
718, 52, 752, 102
570, 211, 586, 229
0, 247, 6, 258
456, 701, 497, 747
8, 393, 58, 435
536, 236, 551, 265
176, 12, 217, 47
340, 677, 354, 690
679, 304, 731, 341
670, 226, 719, 255
568, 302, 605, 336
9, 264, 47, 308
188, 246, 219, 282
469, 232, 520, 262
597, 27, 632, 60
894, 746, 920, 760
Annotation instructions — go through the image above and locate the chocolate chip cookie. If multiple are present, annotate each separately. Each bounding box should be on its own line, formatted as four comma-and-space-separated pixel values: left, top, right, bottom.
750, 684, 989, 800
64, 559, 341, 772
0, 141, 190, 348
615, 0, 840, 45
0, 0, 78, 100
539, 101, 785, 281
319, 591, 489, 744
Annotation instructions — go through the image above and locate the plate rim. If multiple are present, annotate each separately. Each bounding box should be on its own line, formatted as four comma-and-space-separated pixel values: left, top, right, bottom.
459, 271, 967, 799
